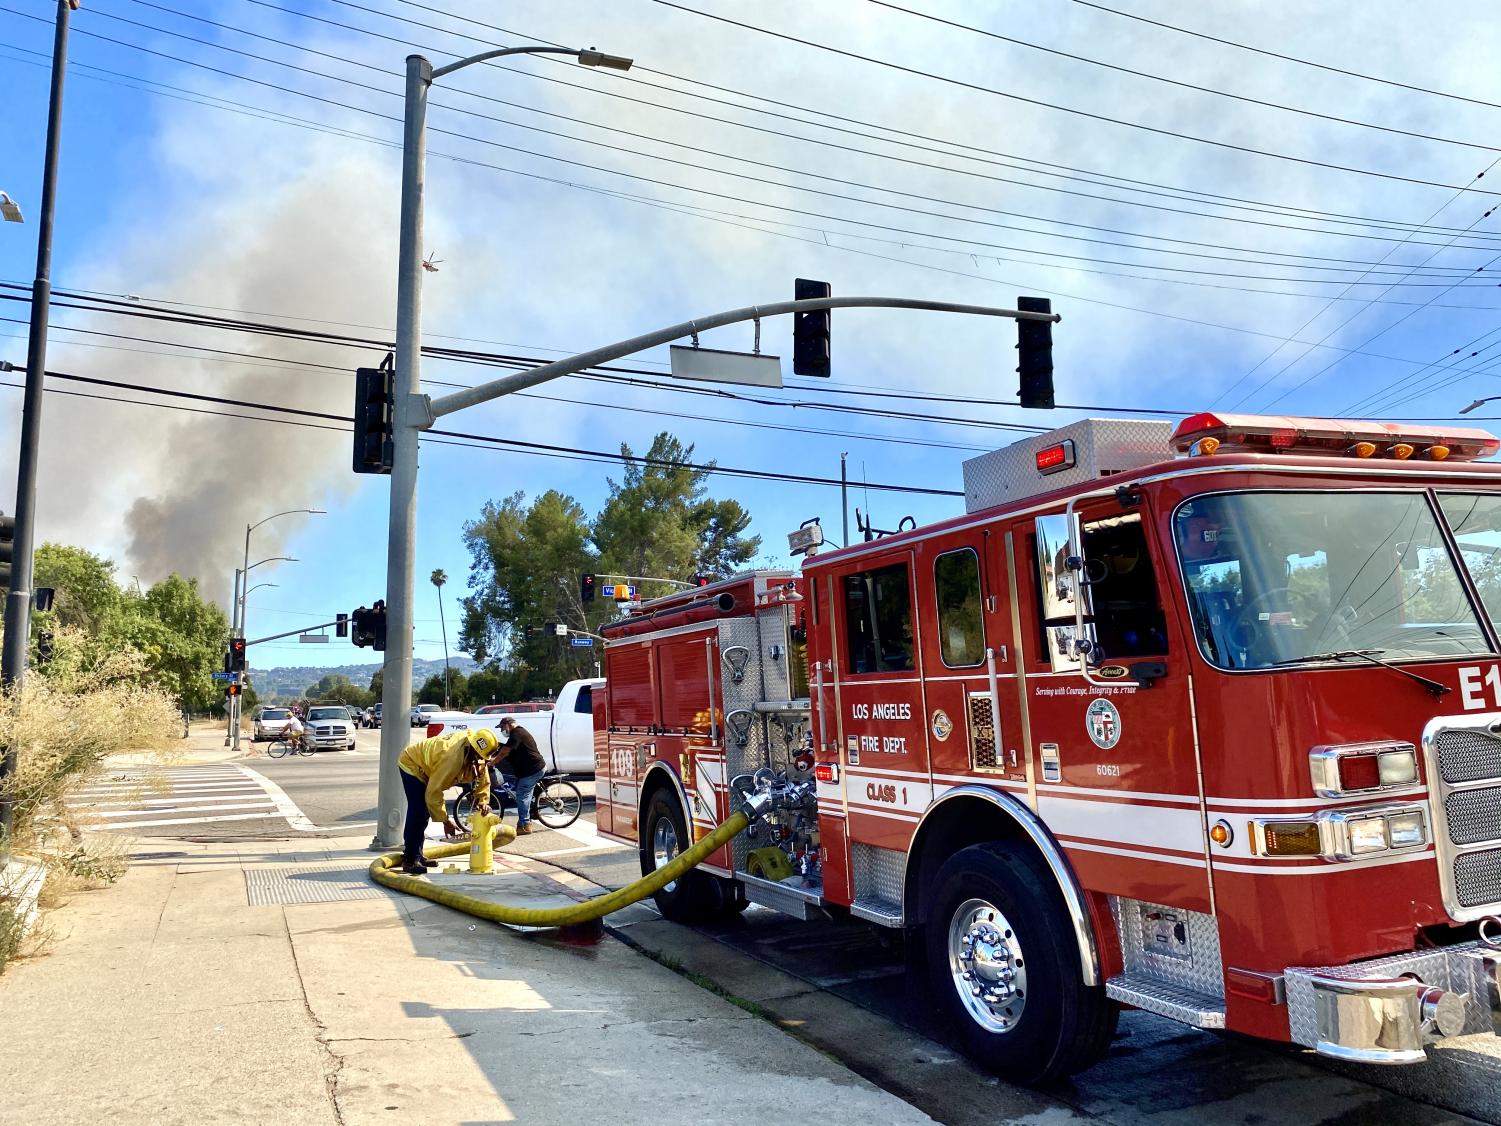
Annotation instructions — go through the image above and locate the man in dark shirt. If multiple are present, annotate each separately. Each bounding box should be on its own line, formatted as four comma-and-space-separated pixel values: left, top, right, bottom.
493, 717, 548, 834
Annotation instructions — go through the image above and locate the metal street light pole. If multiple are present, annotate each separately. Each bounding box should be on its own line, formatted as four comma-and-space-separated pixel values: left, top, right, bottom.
231, 509, 321, 751
1460, 397, 1501, 415
1, 0, 78, 850
373, 42, 633, 851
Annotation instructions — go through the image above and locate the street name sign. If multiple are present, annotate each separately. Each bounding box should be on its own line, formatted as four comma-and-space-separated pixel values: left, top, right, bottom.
570, 637, 595, 647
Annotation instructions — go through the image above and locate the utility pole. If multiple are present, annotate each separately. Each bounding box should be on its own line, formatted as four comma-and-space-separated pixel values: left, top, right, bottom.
1, 0, 77, 850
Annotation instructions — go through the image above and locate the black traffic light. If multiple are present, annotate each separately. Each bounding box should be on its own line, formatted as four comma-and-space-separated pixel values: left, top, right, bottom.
0, 512, 13, 587
226, 682, 242, 699
353, 361, 394, 475
371, 599, 387, 652
580, 573, 596, 604
336, 612, 348, 638
351, 605, 377, 648
35, 629, 53, 665
692, 574, 713, 588
792, 278, 831, 378
1016, 295, 1055, 409
229, 636, 247, 672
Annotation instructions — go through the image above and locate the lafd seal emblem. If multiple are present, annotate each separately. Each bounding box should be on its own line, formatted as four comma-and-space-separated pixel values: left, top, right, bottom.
1085, 698, 1121, 750
931, 710, 953, 741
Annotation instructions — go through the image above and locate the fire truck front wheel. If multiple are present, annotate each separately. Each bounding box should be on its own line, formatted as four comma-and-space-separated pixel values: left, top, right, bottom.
640, 790, 735, 922
926, 842, 1117, 1084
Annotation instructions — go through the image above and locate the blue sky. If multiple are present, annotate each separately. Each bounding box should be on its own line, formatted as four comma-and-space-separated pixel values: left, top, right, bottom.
3, 0, 1501, 668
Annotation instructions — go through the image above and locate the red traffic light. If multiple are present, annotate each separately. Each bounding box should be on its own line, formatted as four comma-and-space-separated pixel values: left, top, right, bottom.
226, 682, 242, 698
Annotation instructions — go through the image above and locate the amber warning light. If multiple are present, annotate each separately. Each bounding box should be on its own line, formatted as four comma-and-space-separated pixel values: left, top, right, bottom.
1171, 412, 1500, 462
1035, 439, 1077, 475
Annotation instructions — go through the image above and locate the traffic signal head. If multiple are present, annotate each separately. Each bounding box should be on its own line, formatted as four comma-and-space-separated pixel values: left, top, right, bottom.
371, 600, 387, 652
229, 636, 247, 672
792, 278, 832, 378
336, 612, 348, 638
1015, 295, 1055, 409
226, 682, 242, 698
580, 573, 596, 604
353, 364, 394, 475
35, 630, 53, 665
351, 606, 372, 648
692, 574, 713, 588
0, 512, 13, 587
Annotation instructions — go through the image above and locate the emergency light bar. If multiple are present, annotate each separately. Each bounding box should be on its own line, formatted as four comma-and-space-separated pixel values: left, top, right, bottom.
1171, 412, 1500, 462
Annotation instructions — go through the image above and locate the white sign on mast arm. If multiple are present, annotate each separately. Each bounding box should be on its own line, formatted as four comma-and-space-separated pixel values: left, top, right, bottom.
669, 344, 782, 388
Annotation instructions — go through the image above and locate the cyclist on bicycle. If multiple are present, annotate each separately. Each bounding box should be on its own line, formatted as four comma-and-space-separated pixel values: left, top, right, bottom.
491, 717, 547, 835
278, 713, 306, 752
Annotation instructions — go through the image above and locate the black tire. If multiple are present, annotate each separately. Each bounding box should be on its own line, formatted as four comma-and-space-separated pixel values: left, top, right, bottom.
453, 789, 477, 832
268, 740, 291, 759
639, 789, 723, 922
533, 778, 582, 830
298, 741, 315, 757
924, 842, 1117, 1085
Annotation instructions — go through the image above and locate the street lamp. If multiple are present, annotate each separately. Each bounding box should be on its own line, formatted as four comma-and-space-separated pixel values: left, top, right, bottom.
373, 42, 632, 851
1460, 397, 1501, 415
0, 193, 21, 224
228, 505, 322, 748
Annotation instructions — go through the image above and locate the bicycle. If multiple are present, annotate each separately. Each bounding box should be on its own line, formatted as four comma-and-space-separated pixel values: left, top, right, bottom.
268, 731, 313, 758
453, 771, 583, 832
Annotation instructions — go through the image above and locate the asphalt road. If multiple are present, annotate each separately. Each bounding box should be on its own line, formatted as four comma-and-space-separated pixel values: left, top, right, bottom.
85, 737, 1501, 1124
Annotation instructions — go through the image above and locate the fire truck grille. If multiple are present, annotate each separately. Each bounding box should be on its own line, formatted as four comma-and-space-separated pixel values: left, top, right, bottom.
1433, 728, 1501, 785
967, 694, 999, 771
1452, 848, 1501, 909
1424, 719, 1501, 920
1444, 787, 1501, 847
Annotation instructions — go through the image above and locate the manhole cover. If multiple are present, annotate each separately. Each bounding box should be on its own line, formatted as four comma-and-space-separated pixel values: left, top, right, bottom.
245, 864, 392, 906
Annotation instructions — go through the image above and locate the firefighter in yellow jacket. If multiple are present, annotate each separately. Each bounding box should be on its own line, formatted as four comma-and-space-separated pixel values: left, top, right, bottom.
397, 728, 499, 874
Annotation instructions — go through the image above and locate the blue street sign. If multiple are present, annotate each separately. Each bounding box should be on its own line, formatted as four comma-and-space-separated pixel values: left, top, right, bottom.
569, 637, 595, 647
211, 671, 235, 682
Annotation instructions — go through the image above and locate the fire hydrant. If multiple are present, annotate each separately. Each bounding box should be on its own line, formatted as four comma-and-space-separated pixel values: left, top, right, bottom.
468, 811, 502, 874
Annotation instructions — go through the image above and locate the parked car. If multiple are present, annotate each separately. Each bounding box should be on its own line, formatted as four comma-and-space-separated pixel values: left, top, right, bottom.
304, 705, 357, 752
251, 706, 294, 743
410, 703, 442, 727
421, 678, 601, 774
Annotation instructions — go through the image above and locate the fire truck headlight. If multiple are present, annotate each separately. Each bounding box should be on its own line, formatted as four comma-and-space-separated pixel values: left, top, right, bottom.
1378, 749, 1419, 787
1346, 816, 1389, 855
1386, 810, 1427, 850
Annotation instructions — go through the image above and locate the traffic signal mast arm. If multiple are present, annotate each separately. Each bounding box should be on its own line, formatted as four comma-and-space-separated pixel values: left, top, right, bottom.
243, 619, 344, 647
425, 296, 1059, 422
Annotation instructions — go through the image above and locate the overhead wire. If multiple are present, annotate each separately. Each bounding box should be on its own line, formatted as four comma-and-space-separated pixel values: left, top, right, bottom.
48, 3, 1501, 286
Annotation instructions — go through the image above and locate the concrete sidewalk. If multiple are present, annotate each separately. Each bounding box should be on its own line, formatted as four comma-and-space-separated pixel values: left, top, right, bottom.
0, 834, 935, 1125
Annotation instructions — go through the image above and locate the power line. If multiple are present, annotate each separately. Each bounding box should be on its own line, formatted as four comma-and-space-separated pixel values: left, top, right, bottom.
1070, 0, 1501, 113
866, 0, 1501, 154
648, 0, 1501, 195
1, 366, 969, 497
173, 0, 1501, 252
49, 4, 1501, 284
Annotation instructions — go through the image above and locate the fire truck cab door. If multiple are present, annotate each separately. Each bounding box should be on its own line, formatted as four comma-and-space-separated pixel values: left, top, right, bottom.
830, 550, 931, 849
1024, 502, 1212, 912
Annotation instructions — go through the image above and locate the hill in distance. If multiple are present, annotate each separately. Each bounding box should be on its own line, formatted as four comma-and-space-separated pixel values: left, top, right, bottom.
251, 656, 478, 702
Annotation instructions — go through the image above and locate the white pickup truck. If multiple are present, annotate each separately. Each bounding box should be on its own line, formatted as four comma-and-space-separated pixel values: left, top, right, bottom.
419, 678, 602, 775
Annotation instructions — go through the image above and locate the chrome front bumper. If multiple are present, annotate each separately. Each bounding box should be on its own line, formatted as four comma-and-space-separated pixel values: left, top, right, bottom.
1285, 943, 1501, 1063
306, 733, 350, 749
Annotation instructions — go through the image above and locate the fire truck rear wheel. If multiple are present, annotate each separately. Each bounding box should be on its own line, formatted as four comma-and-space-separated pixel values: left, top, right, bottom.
641, 790, 730, 922
926, 842, 1117, 1084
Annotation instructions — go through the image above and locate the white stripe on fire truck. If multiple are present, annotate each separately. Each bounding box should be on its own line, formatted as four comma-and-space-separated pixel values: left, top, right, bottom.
1034, 782, 1199, 806
1037, 793, 1206, 856
1206, 785, 1426, 811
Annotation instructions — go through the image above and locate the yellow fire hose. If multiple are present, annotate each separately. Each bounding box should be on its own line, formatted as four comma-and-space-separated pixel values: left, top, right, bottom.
369, 808, 754, 927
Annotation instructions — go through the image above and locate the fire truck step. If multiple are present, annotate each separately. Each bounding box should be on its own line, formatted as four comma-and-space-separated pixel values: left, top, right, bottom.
740, 872, 821, 920
1105, 973, 1226, 1029
850, 895, 903, 927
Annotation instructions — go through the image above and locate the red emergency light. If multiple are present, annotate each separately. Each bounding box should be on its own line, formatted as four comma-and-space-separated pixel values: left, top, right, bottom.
1171, 412, 1500, 462
1035, 438, 1076, 475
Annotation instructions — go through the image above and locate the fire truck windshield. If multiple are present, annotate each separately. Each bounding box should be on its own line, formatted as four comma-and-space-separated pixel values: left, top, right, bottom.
1173, 491, 1489, 671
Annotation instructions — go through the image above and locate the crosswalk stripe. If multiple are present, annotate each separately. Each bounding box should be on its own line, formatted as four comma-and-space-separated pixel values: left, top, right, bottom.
84, 793, 266, 808
99, 801, 278, 818
96, 812, 291, 830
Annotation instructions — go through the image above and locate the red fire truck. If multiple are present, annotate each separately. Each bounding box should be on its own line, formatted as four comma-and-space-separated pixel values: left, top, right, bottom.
595, 412, 1501, 1082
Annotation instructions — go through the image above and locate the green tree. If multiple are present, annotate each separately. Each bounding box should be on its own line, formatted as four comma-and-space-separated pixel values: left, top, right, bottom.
368, 668, 383, 698
131, 575, 230, 715
593, 433, 760, 590
305, 673, 372, 708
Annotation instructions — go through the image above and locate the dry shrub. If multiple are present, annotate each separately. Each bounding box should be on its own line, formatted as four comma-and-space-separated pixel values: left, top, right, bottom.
0, 627, 180, 864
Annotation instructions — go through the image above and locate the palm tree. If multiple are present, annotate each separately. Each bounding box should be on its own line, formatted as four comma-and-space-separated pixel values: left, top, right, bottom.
431, 569, 451, 709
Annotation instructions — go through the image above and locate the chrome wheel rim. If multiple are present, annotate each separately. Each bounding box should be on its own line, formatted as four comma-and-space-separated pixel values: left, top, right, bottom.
652, 818, 680, 893
947, 897, 1028, 1034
